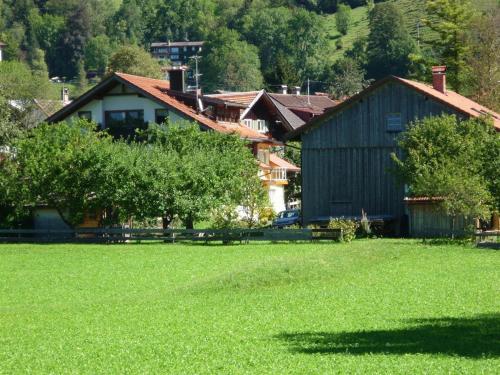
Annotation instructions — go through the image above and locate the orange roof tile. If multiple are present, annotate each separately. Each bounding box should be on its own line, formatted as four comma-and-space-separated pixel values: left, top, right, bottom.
396, 77, 500, 130
205, 91, 261, 106
269, 153, 300, 172
115, 73, 270, 141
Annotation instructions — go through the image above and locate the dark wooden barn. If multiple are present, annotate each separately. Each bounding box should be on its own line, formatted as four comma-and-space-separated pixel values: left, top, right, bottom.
288, 68, 500, 235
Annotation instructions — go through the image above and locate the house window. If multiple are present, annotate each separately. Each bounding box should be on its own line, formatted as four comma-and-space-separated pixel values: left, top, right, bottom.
170, 54, 179, 61
104, 110, 145, 138
155, 109, 169, 125
170, 47, 179, 53
257, 148, 270, 165
386, 113, 403, 132
256, 119, 269, 133
243, 119, 269, 133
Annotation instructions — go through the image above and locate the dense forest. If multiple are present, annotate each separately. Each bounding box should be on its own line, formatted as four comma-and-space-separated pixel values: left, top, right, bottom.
0, 0, 498, 110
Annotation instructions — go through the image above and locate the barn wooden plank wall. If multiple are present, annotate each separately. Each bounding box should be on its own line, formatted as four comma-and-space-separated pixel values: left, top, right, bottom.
301, 82, 462, 230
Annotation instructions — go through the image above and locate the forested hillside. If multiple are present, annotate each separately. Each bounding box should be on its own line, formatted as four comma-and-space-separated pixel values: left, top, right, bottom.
0, 0, 498, 110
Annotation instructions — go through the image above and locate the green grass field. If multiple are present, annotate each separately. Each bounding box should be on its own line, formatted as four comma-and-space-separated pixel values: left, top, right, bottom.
1, 240, 498, 373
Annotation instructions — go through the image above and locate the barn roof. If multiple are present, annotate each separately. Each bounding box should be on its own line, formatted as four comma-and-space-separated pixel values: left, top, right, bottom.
268, 93, 337, 114
287, 75, 500, 139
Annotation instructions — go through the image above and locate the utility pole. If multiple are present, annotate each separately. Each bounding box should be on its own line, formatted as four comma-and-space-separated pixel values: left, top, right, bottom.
190, 55, 202, 112
307, 78, 310, 105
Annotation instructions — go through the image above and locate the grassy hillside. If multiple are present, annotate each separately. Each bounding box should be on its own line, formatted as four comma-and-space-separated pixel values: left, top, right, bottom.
0, 240, 498, 373
324, 0, 497, 62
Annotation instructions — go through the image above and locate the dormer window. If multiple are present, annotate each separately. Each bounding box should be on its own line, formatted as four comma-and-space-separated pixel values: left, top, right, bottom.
243, 119, 269, 133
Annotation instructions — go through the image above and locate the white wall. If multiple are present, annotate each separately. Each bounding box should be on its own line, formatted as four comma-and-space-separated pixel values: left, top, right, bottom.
268, 185, 286, 213
67, 94, 186, 127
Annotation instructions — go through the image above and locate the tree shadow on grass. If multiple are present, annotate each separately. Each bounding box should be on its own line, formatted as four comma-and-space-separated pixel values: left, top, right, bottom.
276, 314, 500, 358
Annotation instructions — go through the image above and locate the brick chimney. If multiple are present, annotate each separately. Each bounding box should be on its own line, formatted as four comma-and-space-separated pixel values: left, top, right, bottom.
281, 85, 288, 95
432, 66, 447, 94
167, 67, 186, 92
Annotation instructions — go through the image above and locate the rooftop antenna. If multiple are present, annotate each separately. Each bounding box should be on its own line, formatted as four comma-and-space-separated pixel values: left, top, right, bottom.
190, 55, 202, 112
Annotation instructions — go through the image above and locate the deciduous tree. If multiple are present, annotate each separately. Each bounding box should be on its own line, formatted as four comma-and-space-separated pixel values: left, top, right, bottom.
391, 115, 499, 232
201, 28, 263, 92
107, 45, 162, 79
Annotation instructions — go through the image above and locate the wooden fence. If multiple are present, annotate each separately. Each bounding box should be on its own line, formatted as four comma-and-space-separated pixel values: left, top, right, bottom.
0, 227, 343, 244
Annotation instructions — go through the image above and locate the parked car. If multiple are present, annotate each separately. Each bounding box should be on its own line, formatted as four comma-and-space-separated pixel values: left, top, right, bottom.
272, 210, 301, 228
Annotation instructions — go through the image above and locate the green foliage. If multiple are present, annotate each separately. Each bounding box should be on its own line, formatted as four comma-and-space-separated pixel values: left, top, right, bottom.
0, 96, 23, 146
391, 115, 499, 223
366, 2, 417, 79
336, 4, 352, 35
284, 143, 301, 203
84, 35, 115, 75
0, 60, 50, 100
201, 28, 263, 93
328, 218, 359, 242
465, 9, 500, 111
144, 0, 216, 44
425, 0, 475, 92
107, 45, 162, 79
210, 205, 241, 229
0, 119, 263, 228
240, 6, 328, 86
325, 57, 368, 99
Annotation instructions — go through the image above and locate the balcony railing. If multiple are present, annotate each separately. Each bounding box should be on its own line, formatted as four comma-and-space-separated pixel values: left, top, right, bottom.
271, 168, 287, 181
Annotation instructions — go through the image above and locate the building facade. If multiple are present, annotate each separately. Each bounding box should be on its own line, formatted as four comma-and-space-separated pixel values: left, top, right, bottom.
290, 68, 500, 235
46, 72, 300, 215
150, 41, 203, 66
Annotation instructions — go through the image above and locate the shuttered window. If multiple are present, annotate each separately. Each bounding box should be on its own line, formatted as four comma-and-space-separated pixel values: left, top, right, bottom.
386, 113, 403, 132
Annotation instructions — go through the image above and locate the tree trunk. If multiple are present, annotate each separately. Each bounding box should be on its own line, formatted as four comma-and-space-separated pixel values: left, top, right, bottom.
185, 216, 194, 229
162, 216, 172, 229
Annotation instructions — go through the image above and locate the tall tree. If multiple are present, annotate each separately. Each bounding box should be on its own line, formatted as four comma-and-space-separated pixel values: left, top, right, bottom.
391, 115, 499, 233
325, 57, 368, 99
144, 0, 216, 44
53, 2, 92, 78
201, 28, 263, 92
465, 8, 500, 111
336, 4, 352, 36
366, 3, 416, 79
107, 45, 162, 79
84, 35, 115, 75
425, 0, 474, 92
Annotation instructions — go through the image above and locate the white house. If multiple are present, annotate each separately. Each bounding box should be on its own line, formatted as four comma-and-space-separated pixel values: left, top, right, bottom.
46, 72, 300, 214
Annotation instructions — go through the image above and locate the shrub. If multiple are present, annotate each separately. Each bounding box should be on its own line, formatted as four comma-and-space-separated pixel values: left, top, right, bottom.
211, 205, 240, 229
359, 209, 372, 237
335, 38, 343, 50
258, 207, 275, 227
328, 218, 358, 243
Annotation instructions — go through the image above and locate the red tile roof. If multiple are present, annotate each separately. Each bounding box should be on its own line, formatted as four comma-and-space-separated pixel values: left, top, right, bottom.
114, 73, 270, 141
269, 153, 300, 172
397, 77, 500, 130
205, 91, 261, 106
288, 75, 500, 139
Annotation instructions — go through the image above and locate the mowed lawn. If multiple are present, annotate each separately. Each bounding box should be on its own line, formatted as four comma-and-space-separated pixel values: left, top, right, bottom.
0, 240, 498, 374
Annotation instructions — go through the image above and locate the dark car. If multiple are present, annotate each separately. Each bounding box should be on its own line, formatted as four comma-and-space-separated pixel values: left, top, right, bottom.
272, 210, 301, 228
